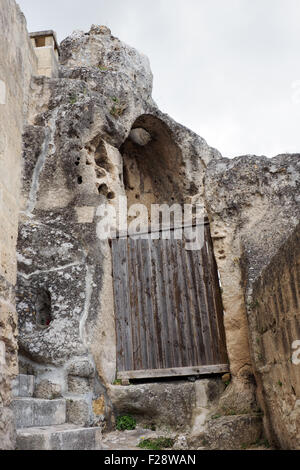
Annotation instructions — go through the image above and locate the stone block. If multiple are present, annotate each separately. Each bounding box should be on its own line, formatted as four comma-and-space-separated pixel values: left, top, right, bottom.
66, 397, 90, 426
67, 376, 90, 394
16, 424, 102, 450
12, 375, 35, 398
12, 398, 66, 428
34, 380, 62, 400
67, 359, 95, 378
202, 414, 263, 450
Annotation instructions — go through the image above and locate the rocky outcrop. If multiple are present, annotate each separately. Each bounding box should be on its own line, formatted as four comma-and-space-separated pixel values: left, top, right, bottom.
246, 222, 300, 449
0, 0, 37, 449
205, 154, 300, 447
0, 5, 298, 449
109, 378, 225, 432
16, 25, 220, 433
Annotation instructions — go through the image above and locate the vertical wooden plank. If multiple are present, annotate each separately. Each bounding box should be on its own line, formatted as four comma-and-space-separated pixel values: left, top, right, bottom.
111, 239, 125, 371
160, 238, 177, 368
165, 237, 183, 368
171, 237, 191, 367
127, 237, 142, 370
137, 236, 159, 370
150, 238, 170, 369
183, 246, 209, 365
147, 237, 164, 370
129, 236, 148, 370
117, 237, 133, 371
135, 237, 153, 370
187, 230, 214, 365
161, 240, 181, 367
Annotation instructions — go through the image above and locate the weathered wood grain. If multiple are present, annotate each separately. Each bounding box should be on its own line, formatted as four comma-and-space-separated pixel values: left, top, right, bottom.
111, 224, 228, 378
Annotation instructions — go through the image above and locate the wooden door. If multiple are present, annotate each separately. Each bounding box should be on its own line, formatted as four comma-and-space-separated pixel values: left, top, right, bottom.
111, 223, 228, 380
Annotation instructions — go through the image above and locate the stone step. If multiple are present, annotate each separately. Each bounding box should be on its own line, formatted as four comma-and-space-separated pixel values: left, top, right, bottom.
193, 414, 263, 450
16, 424, 102, 450
12, 398, 66, 429
12, 374, 35, 398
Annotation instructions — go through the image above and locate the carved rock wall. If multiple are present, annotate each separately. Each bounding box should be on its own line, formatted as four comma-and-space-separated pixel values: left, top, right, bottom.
0, 0, 37, 449
205, 154, 300, 447
17, 26, 220, 430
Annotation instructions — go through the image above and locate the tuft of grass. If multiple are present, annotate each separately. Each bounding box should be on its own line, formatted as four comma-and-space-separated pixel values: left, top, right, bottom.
113, 379, 122, 386
110, 103, 127, 118
69, 95, 77, 105
138, 437, 175, 451
144, 423, 156, 431
116, 415, 136, 431
261, 439, 271, 449
254, 438, 270, 448
98, 65, 109, 71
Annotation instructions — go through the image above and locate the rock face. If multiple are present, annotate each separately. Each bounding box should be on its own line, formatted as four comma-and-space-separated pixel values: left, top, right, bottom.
202, 414, 263, 450
1, 5, 299, 449
0, 0, 37, 450
246, 223, 300, 449
205, 154, 300, 448
109, 379, 225, 431
16, 25, 221, 434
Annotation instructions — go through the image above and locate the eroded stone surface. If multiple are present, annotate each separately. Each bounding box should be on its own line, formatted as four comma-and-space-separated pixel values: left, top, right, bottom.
16, 24, 221, 434
200, 414, 263, 450
109, 379, 224, 431
34, 380, 62, 400
0, 0, 37, 449
1, 4, 298, 450
205, 154, 300, 446
246, 223, 300, 449
17, 423, 103, 450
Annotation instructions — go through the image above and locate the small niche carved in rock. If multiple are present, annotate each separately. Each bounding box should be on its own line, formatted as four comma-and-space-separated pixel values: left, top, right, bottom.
107, 191, 115, 200
98, 183, 108, 196
78, 176, 83, 185
36, 290, 52, 329
94, 141, 112, 172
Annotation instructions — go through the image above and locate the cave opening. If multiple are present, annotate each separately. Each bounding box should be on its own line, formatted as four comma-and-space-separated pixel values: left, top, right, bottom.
120, 114, 186, 224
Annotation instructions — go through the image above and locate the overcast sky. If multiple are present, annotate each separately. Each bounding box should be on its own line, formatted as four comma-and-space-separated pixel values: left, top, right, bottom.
18, 0, 300, 158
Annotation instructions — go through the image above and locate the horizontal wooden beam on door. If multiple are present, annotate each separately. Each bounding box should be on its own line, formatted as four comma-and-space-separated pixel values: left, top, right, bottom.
117, 364, 229, 380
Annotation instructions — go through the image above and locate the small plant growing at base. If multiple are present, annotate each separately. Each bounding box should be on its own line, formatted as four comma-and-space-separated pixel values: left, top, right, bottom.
138, 437, 175, 450
69, 95, 77, 105
113, 379, 122, 386
116, 415, 136, 431
254, 438, 270, 449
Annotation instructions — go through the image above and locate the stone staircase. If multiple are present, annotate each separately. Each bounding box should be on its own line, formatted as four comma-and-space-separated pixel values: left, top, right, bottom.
11, 375, 102, 450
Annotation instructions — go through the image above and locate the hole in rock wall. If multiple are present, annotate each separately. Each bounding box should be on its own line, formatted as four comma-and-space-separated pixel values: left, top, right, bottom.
120, 114, 186, 224
35, 290, 52, 329
86, 137, 113, 174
